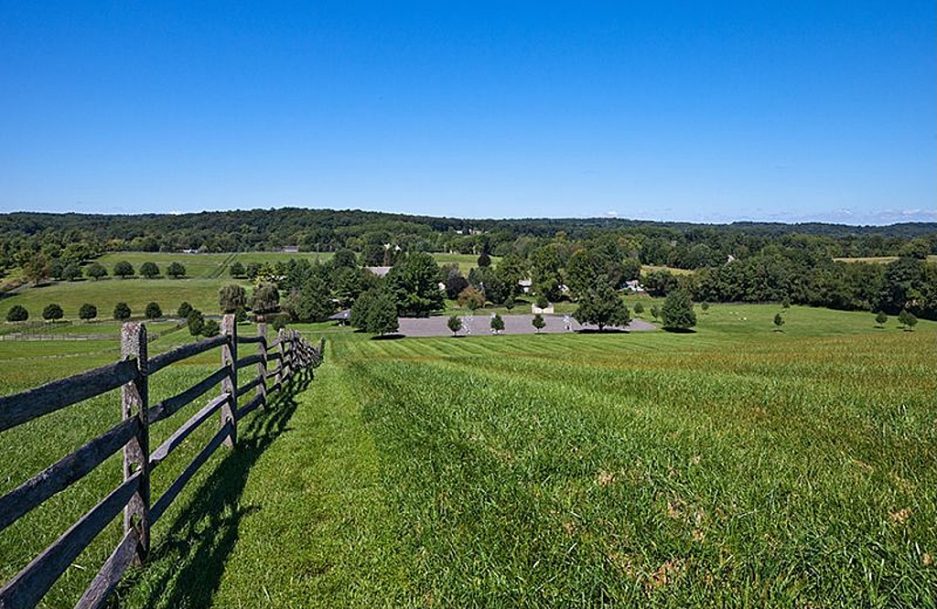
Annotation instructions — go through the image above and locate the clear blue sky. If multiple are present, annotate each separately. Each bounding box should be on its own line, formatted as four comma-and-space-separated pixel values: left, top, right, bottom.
1, 1, 934, 224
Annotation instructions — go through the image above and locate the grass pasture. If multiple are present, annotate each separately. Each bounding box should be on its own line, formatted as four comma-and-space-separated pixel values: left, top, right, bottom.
1, 304, 934, 607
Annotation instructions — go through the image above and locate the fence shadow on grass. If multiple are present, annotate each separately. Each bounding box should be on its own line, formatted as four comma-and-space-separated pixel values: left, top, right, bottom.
121, 372, 312, 609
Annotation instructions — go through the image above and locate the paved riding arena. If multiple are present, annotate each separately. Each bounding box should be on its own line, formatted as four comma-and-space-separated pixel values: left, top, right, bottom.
396, 314, 656, 337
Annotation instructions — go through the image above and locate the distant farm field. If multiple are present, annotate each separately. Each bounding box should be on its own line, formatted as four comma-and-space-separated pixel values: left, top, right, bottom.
1, 304, 934, 607
0, 252, 497, 321
834, 255, 937, 264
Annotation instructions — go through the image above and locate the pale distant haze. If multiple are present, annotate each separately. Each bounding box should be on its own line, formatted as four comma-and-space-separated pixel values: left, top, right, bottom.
1, 1, 934, 224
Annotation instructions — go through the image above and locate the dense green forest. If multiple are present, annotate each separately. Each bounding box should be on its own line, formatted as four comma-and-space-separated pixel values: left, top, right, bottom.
2, 208, 936, 322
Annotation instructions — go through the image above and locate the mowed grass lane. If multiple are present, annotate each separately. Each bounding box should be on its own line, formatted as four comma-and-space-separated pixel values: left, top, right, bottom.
193, 309, 935, 608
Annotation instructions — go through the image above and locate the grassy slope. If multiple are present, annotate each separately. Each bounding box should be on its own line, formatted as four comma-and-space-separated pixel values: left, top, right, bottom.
209, 307, 937, 607
2, 305, 934, 607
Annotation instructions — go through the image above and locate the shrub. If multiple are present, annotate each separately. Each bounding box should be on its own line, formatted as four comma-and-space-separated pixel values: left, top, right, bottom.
477, 253, 491, 267
42, 304, 64, 321
229, 261, 246, 278
145, 302, 163, 319
633, 301, 645, 315
532, 313, 546, 333
219, 284, 248, 314
140, 262, 160, 279
113, 302, 132, 321
201, 319, 220, 337
86, 262, 107, 280
272, 314, 288, 331
6, 305, 28, 322
782, 297, 791, 309
447, 315, 462, 336
535, 294, 549, 309
773, 313, 785, 331
177, 301, 193, 319
166, 262, 186, 278
701, 302, 710, 312
490, 313, 505, 334
661, 289, 696, 331
187, 309, 205, 336
457, 286, 485, 311
79, 303, 98, 320
874, 311, 888, 328
113, 261, 135, 278
504, 295, 515, 310
650, 305, 661, 320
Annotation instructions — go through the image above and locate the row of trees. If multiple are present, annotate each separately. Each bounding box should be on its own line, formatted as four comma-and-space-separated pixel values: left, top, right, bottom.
5, 301, 163, 322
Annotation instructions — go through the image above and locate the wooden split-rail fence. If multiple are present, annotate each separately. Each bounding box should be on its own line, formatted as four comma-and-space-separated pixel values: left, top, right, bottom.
0, 315, 324, 609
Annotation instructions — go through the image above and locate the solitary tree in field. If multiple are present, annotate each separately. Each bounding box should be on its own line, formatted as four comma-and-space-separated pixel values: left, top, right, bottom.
229, 261, 246, 278
781, 297, 791, 309
177, 301, 193, 319
86, 262, 107, 280
701, 302, 710, 313
447, 315, 462, 336
166, 262, 186, 279
875, 311, 888, 328
633, 301, 645, 316
490, 313, 505, 334
42, 304, 64, 321
145, 302, 163, 320
898, 309, 918, 332
773, 312, 785, 331
661, 289, 696, 332
532, 313, 546, 333
79, 303, 97, 321
477, 252, 491, 268
113, 261, 135, 279
574, 282, 630, 331
219, 284, 248, 314
140, 262, 160, 279
6, 305, 28, 322
113, 302, 132, 321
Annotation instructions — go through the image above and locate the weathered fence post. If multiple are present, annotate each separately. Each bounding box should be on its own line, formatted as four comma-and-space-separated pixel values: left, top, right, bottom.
277, 328, 288, 387
221, 314, 237, 448
121, 322, 150, 564
257, 322, 268, 409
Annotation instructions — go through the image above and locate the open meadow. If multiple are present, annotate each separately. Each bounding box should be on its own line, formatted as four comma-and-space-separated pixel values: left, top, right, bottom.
1, 303, 934, 608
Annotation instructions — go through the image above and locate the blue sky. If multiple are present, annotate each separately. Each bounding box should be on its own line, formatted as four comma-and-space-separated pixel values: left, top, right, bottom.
1, 1, 934, 224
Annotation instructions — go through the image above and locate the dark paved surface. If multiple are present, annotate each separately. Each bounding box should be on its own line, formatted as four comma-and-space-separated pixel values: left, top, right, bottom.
396, 314, 656, 337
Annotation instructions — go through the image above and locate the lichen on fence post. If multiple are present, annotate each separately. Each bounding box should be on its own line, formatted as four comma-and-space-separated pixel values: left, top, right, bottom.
220, 314, 237, 448
121, 321, 150, 564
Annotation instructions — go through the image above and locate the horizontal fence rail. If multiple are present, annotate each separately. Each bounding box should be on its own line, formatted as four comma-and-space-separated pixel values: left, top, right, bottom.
0, 318, 324, 609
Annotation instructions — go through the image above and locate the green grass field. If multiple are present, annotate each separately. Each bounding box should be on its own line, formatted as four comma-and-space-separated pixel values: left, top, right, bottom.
834, 255, 937, 264
1, 303, 934, 607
